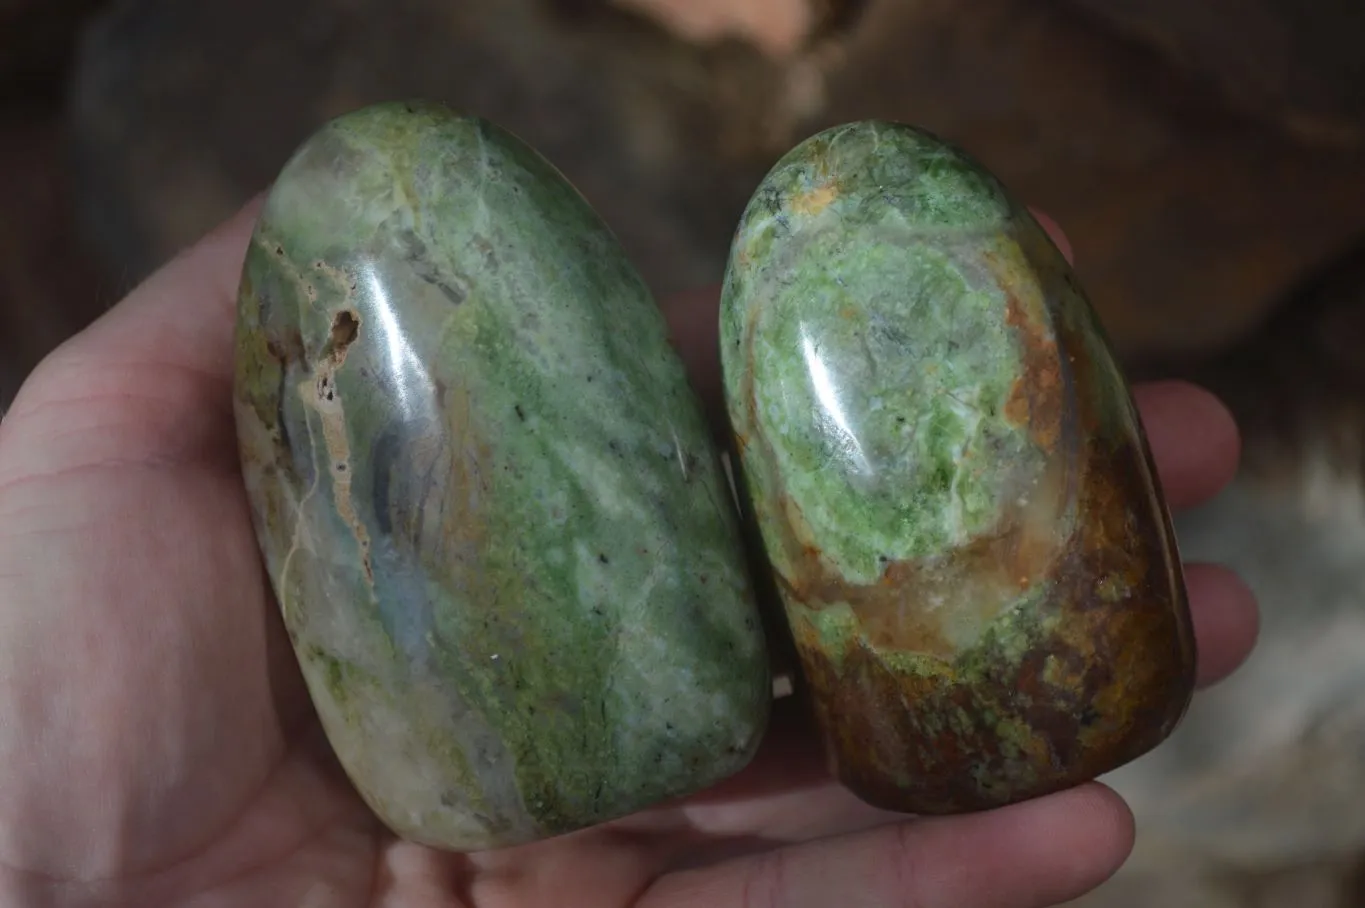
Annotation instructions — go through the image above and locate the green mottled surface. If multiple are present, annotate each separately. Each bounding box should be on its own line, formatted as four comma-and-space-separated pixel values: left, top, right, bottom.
720, 120, 1193, 813
232, 101, 770, 850
722, 126, 1042, 588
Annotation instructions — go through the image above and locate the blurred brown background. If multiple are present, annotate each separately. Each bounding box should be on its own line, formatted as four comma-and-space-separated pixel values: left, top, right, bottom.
4, 1, 1365, 905
6, 0, 1365, 402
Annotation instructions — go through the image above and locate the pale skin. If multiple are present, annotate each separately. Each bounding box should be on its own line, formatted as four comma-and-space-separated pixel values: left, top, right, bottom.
0, 199, 1257, 907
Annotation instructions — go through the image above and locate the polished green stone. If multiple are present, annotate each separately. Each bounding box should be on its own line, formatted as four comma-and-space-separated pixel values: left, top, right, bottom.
720, 120, 1194, 814
232, 101, 770, 851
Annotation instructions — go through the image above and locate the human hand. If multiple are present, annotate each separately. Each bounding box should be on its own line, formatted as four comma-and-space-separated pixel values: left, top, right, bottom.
0, 200, 1257, 907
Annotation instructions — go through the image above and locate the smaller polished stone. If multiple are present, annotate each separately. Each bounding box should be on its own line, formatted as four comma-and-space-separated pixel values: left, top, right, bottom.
233, 101, 770, 851
720, 120, 1196, 814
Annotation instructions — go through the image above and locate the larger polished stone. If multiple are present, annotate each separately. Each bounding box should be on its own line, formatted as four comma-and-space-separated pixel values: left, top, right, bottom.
232, 101, 770, 851
720, 120, 1196, 814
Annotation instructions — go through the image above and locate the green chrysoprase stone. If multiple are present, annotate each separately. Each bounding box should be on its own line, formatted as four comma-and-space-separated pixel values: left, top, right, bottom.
232, 101, 770, 850
720, 121, 1196, 814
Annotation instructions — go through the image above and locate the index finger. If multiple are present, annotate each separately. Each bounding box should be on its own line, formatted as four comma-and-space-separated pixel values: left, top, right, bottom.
63, 195, 265, 383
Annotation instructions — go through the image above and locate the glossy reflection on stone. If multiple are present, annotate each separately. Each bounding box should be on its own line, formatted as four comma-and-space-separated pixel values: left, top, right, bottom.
232, 101, 770, 851
720, 120, 1196, 814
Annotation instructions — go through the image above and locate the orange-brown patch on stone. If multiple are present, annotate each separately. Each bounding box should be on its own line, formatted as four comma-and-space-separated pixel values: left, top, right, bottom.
305, 358, 372, 583
789, 612, 1021, 814
789, 181, 839, 218
768, 468, 1065, 661
980, 247, 1064, 454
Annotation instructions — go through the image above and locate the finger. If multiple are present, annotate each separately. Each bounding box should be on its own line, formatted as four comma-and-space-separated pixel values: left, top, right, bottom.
1029, 207, 1074, 263
5, 197, 265, 471
663, 696, 898, 848
643, 784, 1133, 908
1132, 380, 1240, 510
1186, 562, 1259, 688
53, 196, 264, 382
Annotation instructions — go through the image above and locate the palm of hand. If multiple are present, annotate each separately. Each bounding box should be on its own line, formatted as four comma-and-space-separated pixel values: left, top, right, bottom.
0, 205, 1255, 908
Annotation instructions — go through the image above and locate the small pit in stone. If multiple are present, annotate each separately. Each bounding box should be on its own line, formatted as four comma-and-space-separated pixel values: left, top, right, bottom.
328, 310, 361, 365
332, 310, 360, 347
